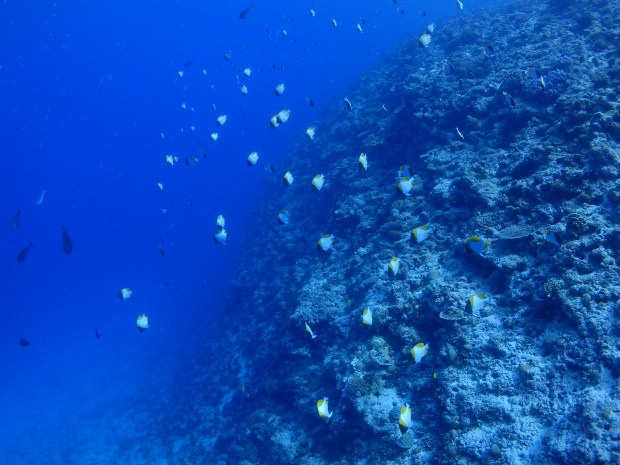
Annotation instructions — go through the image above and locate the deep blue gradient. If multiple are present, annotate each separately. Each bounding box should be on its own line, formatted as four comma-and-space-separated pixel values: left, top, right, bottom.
0, 0, 510, 460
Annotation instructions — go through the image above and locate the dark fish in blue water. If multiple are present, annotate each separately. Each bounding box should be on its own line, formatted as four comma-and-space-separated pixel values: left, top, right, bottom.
95, 328, 102, 339
19, 338, 30, 347
183, 59, 193, 67
239, 5, 254, 19
12, 210, 21, 229
159, 244, 165, 256
62, 228, 73, 255
17, 241, 34, 262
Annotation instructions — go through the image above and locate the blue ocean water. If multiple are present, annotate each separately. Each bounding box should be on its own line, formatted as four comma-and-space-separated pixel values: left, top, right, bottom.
0, 0, 516, 463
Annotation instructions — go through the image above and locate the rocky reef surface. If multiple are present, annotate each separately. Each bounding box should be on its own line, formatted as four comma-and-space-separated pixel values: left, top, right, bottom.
128, 1, 620, 464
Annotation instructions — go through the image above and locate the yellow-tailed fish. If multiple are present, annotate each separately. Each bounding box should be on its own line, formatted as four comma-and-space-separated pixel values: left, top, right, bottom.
243, 67, 251, 77
358, 152, 368, 171
388, 257, 400, 277
277, 209, 291, 224
526, 67, 546, 90
411, 225, 432, 243
283, 171, 294, 186
247, 152, 259, 166
213, 229, 227, 244
312, 174, 325, 191
216, 115, 227, 126
275, 83, 285, 95
362, 308, 373, 326
399, 404, 413, 430
397, 177, 415, 196
166, 155, 178, 166
216, 215, 225, 228
119, 288, 132, 300
411, 342, 429, 363
306, 126, 316, 139
465, 236, 490, 254
136, 314, 149, 332
240, 85, 248, 95
317, 234, 335, 252
466, 293, 488, 316
211, 132, 219, 142
419, 33, 432, 48
305, 322, 317, 339
317, 397, 332, 421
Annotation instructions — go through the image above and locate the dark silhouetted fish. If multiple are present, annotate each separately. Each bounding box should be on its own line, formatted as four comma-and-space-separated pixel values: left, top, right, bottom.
12, 210, 21, 229
159, 245, 165, 256
95, 328, 101, 339
183, 59, 193, 67
17, 241, 34, 262
19, 338, 30, 347
62, 228, 73, 255
239, 5, 254, 19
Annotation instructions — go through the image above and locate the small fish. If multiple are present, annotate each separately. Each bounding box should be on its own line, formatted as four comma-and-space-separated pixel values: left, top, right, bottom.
426, 23, 435, 34
136, 314, 149, 332
243, 67, 251, 77
61, 228, 73, 255
277, 210, 291, 224
214, 229, 228, 244
503, 91, 516, 107
465, 236, 490, 254
275, 83, 285, 95
456, 0, 463, 10
12, 210, 20, 229
397, 177, 415, 196
158, 245, 165, 256
411, 225, 432, 243
306, 96, 314, 106
224, 50, 232, 61
456, 127, 465, 140
271, 109, 291, 128
239, 5, 254, 19
36, 190, 47, 206
317, 397, 333, 421
217, 215, 226, 228
186, 156, 200, 166
306, 127, 316, 140
95, 328, 102, 339
526, 67, 546, 90
545, 230, 562, 246
157, 183, 163, 191
312, 174, 325, 191
281, 29, 287, 38
388, 257, 400, 277
382, 104, 388, 113
358, 153, 368, 171
161, 208, 168, 216
317, 234, 335, 252
17, 241, 34, 263
397, 6, 405, 14
310, 9, 316, 17
399, 404, 413, 431
166, 154, 178, 166
411, 342, 429, 363
344, 97, 353, 112
466, 293, 488, 316
240, 85, 248, 95
332, 19, 337, 27
177, 71, 184, 78
305, 322, 317, 339
419, 33, 432, 48
211, 133, 219, 142
444, 59, 455, 75
357, 24, 363, 33
216, 115, 227, 126
247, 152, 259, 166
362, 308, 373, 326
283, 171, 294, 186
183, 59, 193, 67
18, 338, 31, 347
483, 44, 495, 57
119, 288, 132, 300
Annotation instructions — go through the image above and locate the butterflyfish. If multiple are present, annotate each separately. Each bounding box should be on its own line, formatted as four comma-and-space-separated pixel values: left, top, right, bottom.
312, 174, 325, 191
243, 67, 251, 77
399, 404, 413, 430
398, 165, 412, 179
240, 85, 248, 95
362, 308, 373, 326
419, 33, 431, 48
358, 153, 368, 171
545, 230, 562, 246
306, 127, 316, 139
211, 133, 219, 142
277, 210, 291, 224
283, 171, 294, 185
411, 342, 429, 363
216, 215, 225, 228
411, 225, 432, 243
397, 177, 415, 196
118, 288, 132, 300
157, 183, 163, 191
247, 152, 259, 166
466, 293, 488, 316
214, 229, 228, 244
275, 83, 285, 95
388, 257, 400, 277
317, 397, 333, 422
136, 314, 149, 332
216, 115, 227, 126
465, 236, 490, 254
166, 155, 178, 166
426, 23, 435, 34
305, 322, 317, 339
483, 44, 495, 57
317, 234, 335, 252
526, 67, 546, 90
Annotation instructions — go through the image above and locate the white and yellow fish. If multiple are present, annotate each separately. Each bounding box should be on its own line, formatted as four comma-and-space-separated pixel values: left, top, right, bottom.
312, 174, 325, 191
165, 154, 178, 166
305, 322, 317, 339
397, 177, 415, 196
411, 225, 432, 243
388, 257, 400, 277
399, 404, 413, 430
213, 229, 227, 244
216, 215, 225, 228
211, 132, 219, 142
419, 33, 432, 48
317, 397, 333, 421
317, 234, 335, 252
411, 342, 429, 363
243, 67, 251, 77
466, 293, 488, 316
118, 288, 132, 300
306, 126, 316, 140
275, 83, 285, 96
358, 152, 368, 171
283, 171, 294, 186
136, 314, 149, 332
216, 115, 227, 126
247, 152, 259, 166
465, 236, 490, 254
456, 127, 465, 140
362, 308, 373, 326
277, 210, 291, 225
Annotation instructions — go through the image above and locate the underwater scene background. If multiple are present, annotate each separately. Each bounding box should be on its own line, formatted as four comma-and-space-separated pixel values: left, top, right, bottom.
1, 0, 619, 464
